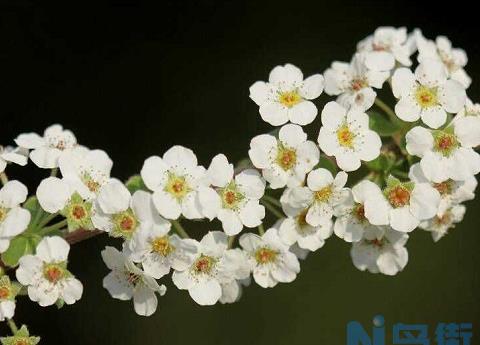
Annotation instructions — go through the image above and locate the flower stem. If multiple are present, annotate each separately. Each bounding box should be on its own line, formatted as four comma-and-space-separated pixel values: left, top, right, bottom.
228, 235, 236, 249
40, 219, 68, 235
257, 223, 265, 235
261, 194, 282, 208
261, 199, 284, 219
37, 212, 59, 229
0, 172, 8, 186
172, 219, 189, 239
374, 98, 399, 124
7, 318, 18, 335
50, 167, 58, 177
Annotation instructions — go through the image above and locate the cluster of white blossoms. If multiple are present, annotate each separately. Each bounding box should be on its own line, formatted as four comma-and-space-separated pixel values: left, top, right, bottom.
1, 27, 479, 341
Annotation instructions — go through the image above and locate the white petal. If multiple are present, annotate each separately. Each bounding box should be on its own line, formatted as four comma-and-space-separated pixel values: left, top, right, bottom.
288, 101, 318, 125
420, 152, 448, 183
279, 124, 307, 148
259, 102, 289, 126
364, 51, 395, 71
152, 191, 182, 219
269, 64, 303, 84
249, 81, 270, 105
36, 177, 71, 213
0, 180, 28, 207
198, 186, 222, 220
357, 131, 382, 162
392, 68, 417, 98
36, 236, 70, 262
189, 279, 222, 306
395, 98, 421, 122
30, 147, 61, 169
1, 208, 30, 237
321, 101, 346, 128
207, 154, 233, 187
390, 207, 419, 232
364, 195, 390, 226
97, 180, 131, 214
454, 116, 480, 148
410, 184, 440, 220
103, 272, 133, 301
415, 60, 447, 87
218, 209, 243, 236
336, 152, 361, 172
421, 106, 447, 129
439, 80, 466, 113
405, 126, 434, 157
141, 156, 168, 191
235, 169, 265, 200
306, 168, 333, 191
248, 134, 277, 169
133, 285, 158, 316
62, 278, 83, 304
299, 74, 324, 99
238, 200, 265, 228
15, 132, 44, 149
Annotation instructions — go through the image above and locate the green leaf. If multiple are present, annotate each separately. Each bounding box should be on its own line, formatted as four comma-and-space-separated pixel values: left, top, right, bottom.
317, 156, 337, 175
365, 155, 389, 172
369, 111, 400, 136
1, 235, 40, 267
125, 175, 147, 194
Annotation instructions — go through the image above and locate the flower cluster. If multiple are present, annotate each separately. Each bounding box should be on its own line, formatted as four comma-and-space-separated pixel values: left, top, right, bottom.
0, 27, 478, 341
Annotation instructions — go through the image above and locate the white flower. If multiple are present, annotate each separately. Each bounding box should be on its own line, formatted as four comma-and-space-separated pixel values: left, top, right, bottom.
281, 168, 349, 226
409, 163, 477, 213
249, 63, 324, 126
141, 145, 213, 220
0, 146, 28, 173
324, 54, 389, 111
351, 226, 408, 276
199, 154, 265, 235
248, 124, 319, 189
128, 225, 198, 279
0, 180, 30, 253
357, 26, 415, 71
278, 207, 333, 251
419, 204, 466, 242
456, 98, 480, 119
391, 61, 466, 129
59, 148, 113, 200
0, 276, 19, 321
218, 250, 251, 304
101, 246, 166, 316
334, 180, 385, 243
92, 181, 167, 249
318, 101, 382, 171
416, 32, 471, 88
363, 176, 440, 233
172, 231, 250, 306
405, 119, 480, 183
15, 124, 79, 169
16, 236, 83, 306
240, 228, 300, 288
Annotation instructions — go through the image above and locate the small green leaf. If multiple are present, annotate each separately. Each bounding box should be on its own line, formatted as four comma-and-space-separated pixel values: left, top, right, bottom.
125, 175, 147, 194
56, 298, 65, 309
318, 156, 337, 175
1, 235, 40, 267
369, 111, 400, 136
365, 155, 389, 172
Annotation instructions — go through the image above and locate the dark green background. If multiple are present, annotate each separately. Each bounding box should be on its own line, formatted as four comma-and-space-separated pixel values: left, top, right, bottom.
1, 1, 479, 344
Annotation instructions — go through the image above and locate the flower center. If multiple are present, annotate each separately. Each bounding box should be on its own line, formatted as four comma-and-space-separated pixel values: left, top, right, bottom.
255, 247, 278, 264
433, 180, 453, 195
387, 185, 411, 208
434, 212, 452, 226
165, 173, 190, 200
71, 204, 87, 220
315, 185, 333, 203
126, 271, 141, 286
43, 264, 66, 284
433, 132, 458, 157
0, 206, 8, 223
367, 238, 385, 248
350, 79, 367, 91
372, 42, 388, 51
336, 125, 355, 148
14, 340, 29, 345
353, 203, 367, 222
415, 85, 438, 108
82, 173, 101, 193
151, 236, 175, 257
112, 210, 138, 238
276, 144, 297, 171
192, 255, 216, 275
220, 182, 244, 209
278, 90, 302, 108
0, 286, 10, 299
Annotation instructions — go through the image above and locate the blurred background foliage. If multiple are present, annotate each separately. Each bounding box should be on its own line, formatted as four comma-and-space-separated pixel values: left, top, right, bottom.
0, 1, 479, 344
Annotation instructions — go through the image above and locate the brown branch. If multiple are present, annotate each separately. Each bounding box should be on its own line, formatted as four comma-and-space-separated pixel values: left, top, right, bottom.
64, 229, 103, 245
